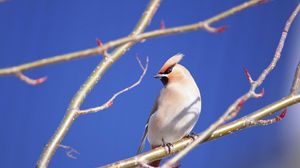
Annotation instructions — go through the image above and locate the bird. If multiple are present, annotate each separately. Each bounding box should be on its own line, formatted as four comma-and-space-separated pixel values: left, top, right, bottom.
137, 53, 201, 167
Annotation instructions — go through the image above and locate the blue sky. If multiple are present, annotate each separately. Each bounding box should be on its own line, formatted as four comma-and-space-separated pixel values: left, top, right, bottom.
0, 0, 299, 168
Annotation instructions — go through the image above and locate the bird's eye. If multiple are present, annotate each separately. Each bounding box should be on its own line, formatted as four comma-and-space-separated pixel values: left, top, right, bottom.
165, 65, 174, 74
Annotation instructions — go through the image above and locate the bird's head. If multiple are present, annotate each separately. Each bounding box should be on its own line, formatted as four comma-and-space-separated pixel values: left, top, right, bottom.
154, 54, 191, 86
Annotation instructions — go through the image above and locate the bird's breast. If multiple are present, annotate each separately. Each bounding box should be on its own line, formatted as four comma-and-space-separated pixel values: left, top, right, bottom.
147, 83, 201, 146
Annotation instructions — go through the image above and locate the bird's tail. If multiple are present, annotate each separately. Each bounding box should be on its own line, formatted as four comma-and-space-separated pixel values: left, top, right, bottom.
149, 145, 180, 168
149, 160, 180, 168
149, 160, 161, 167
149, 145, 161, 167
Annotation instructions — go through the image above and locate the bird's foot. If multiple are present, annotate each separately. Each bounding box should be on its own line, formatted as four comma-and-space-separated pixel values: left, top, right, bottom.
162, 139, 173, 154
162, 143, 173, 154
184, 132, 198, 141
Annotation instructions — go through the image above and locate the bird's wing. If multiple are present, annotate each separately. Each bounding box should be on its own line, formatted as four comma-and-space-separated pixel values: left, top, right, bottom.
137, 98, 159, 154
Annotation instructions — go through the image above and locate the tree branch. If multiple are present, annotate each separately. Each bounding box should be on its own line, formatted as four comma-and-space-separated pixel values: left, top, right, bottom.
0, 0, 264, 76
101, 94, 300, 168
248, 62, 300, 126
162, 3, 300, 167
36, 0, 161, 167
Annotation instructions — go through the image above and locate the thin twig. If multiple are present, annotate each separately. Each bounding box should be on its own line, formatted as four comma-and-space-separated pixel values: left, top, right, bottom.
36, 1, 161, 167
255, 4, 300, 88
58, 144, 80, 159
247, 108, 287, 126
78, 56, 149, 115
203, 23, 226, 33
15, 72, 47, 86
160, 20, 166, 29
162, 3, 300, 168
0, 0, 264, 76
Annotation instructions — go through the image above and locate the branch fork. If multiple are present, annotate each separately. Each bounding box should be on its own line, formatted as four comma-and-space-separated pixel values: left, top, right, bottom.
36, 0, 161, 167
77, 56, 149, 115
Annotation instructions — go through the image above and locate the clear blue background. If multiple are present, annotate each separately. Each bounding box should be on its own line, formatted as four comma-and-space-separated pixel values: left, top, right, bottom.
0, 0, 299, 168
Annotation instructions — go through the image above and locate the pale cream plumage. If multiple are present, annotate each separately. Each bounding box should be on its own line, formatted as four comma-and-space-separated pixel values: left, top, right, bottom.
137, 54, 201, 167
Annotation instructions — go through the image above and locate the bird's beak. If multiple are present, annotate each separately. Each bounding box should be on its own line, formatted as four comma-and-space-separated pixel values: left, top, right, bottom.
154, 73, 168, 79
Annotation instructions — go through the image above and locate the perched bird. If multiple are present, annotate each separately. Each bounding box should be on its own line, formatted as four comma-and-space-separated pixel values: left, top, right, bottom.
137, 54, 201, 167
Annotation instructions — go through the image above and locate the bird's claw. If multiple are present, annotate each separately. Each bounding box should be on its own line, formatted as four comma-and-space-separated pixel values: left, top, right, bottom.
163, 143, 173, 154
162, 139, 173, 154
184, 132, 198, 141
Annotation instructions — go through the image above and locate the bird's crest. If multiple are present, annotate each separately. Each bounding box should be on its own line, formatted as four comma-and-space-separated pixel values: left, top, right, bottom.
159, 53, 184, 73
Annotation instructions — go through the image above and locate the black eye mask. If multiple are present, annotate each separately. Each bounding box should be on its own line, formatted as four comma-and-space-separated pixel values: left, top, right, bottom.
159, 64, 176, 86
163, 64, 175, 74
